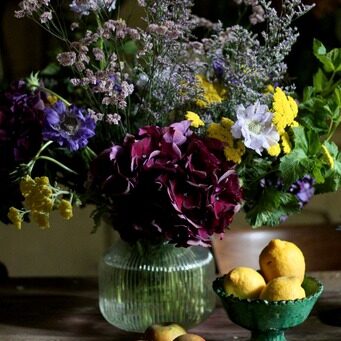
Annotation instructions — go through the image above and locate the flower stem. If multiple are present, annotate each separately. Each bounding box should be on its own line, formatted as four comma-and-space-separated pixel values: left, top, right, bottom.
39, 86, 72, 106
37, 156, 78, 174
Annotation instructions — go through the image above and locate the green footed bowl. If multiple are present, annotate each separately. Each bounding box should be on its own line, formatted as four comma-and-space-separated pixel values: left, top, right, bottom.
213, 275, 323, 341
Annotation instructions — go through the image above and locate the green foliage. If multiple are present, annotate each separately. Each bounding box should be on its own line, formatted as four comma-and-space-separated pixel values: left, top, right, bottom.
298, 39, 341, 193
279, 127, 322, 187
313, 39, 341, 74
245, 189, 300, 228
243, 40, 341, 227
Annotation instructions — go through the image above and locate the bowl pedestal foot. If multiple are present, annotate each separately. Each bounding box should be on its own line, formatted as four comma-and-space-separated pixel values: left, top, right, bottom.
250, 329, 286, 341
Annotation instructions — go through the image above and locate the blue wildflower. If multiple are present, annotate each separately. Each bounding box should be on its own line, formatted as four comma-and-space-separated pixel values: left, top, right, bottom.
43, 101, 96, 151
289, 175, 315, 208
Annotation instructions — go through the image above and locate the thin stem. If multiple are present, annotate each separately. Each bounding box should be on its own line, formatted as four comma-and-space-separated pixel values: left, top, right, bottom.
37, 156, 78, 174
85, 146, 97, 159
39, 86, 72, 106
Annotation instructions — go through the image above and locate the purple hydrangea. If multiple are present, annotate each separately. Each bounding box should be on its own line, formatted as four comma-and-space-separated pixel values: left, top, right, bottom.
88, 121, 243, 247
43, 101, 96, 151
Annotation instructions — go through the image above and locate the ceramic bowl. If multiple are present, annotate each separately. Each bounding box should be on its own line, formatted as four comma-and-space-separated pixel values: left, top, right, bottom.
212, 275, 323, 341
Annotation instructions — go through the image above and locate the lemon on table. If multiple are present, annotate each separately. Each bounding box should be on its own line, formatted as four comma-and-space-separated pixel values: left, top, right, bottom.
223, 266, 266, 299
259, 276, 306, 301
259, 239, 305, 284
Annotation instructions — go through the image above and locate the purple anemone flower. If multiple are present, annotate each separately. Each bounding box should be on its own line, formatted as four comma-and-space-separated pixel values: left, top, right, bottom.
43, 101, 96, 151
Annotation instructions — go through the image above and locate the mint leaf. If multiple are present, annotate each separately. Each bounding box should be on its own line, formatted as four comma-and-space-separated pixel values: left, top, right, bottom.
313, 68, 328, 93
313, 39, 337, 73
313, 39, 327, 56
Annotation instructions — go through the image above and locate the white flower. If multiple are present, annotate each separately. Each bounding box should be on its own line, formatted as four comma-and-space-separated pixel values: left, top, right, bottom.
231, 101, 279, 155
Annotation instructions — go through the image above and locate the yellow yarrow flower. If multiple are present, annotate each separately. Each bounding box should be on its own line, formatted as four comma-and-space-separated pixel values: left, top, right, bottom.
59, 199, 73, 220
272, 87, 298, 134
207, 120, 234, 146
31, 211, 50, 229
267, 132, 292, 157
281, 131, 292, 154
35, 176, 50, 186
267, 143, 281, 157
8, 207, 23, 230
265, 84, 275, 94
208, 118, 244, 164
14, 175, 74, 229
185, 111, 205, 128
196, 75, 227, 108
322, 145, 335, 169
224, 141, 245, 164
25, 187, 53, 212
20, 175, 35, 197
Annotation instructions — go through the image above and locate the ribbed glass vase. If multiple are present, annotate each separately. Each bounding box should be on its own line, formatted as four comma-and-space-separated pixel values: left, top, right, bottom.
98, 238, 216, 332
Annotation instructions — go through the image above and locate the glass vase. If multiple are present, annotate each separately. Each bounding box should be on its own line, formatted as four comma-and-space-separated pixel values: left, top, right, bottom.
98, 238, 216, 332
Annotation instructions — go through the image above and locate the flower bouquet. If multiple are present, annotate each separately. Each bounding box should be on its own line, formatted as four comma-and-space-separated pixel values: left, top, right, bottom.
1, 0, 341, 331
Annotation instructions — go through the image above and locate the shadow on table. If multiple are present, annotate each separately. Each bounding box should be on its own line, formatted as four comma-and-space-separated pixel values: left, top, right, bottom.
0, 293, 140, 339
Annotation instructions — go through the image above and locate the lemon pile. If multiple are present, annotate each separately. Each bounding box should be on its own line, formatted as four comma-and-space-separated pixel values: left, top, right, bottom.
223, 239, 306, 301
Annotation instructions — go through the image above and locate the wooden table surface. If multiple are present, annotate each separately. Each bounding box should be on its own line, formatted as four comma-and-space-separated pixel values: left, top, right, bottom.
0, 271, 340, 341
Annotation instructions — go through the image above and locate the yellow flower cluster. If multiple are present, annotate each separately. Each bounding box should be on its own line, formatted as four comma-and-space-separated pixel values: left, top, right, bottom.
207, 118, 245, 164
59, 199, 73, 220
185, 111, 204, 128
196, 75, 227, 108
7, 175, 74, 230
322, 145, 335, 169
268, 88, 299, 157
7, 207, 24, 230
19, 175, 54, 229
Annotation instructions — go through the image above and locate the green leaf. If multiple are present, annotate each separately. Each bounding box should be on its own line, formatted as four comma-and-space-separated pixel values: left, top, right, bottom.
238, 157, 272, 185
312, 163, 324, 184
41, 63, 61, 76
313, 39, 334, 72
313, 68, 328, 93
315, 142, 341, 193
279, 149, 312, 187
306, 130, 321, 155
245, 190, 300, 227
291, 126, 308, 151
299, 95, 332, 134
328, 48, 341, 73
334, 87, 341, 107
313, 39, 341, 73
313, 39, 326, 57
302, 86, 314, 102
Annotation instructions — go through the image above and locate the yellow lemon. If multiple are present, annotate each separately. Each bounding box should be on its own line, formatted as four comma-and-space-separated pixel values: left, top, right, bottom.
260, 276, 306, 301
223, 266, 266, 299
259, 239, 305, 284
